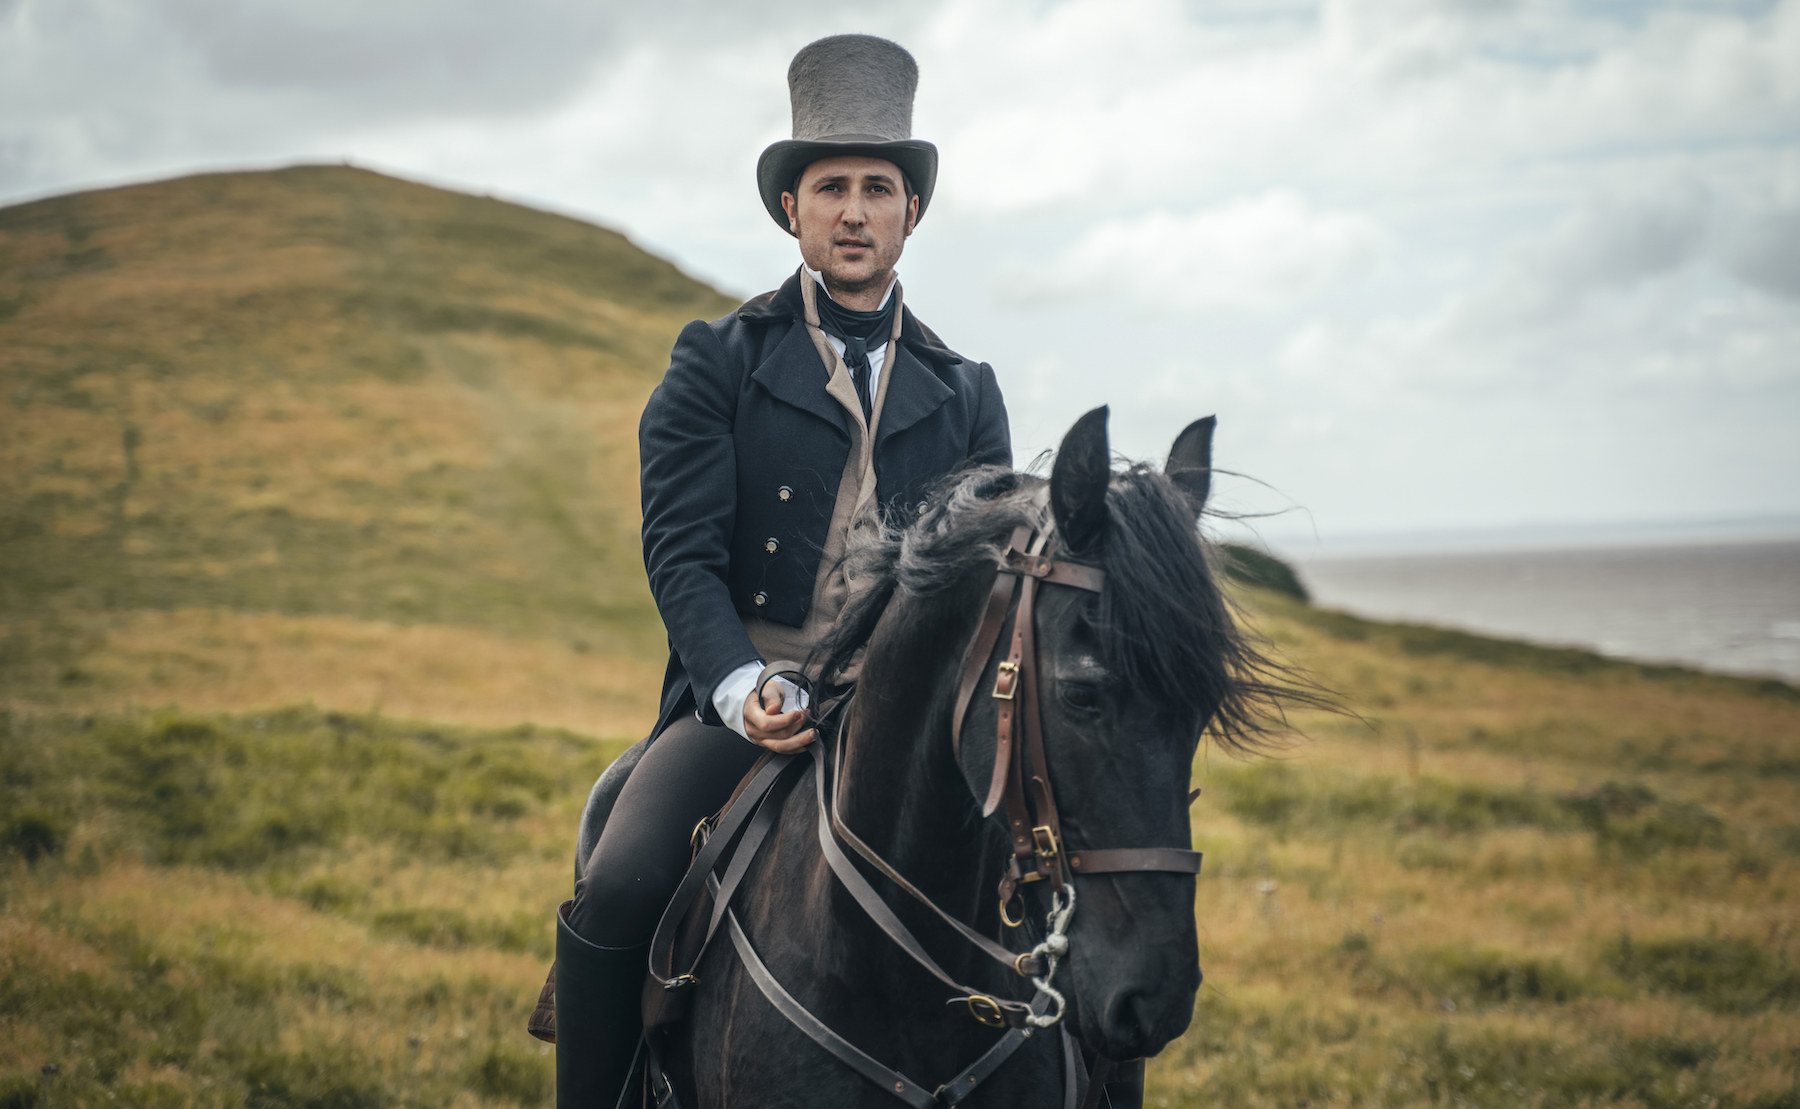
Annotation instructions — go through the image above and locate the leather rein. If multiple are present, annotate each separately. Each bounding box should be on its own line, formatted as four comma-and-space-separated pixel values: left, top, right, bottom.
643, 521, 1204, 1108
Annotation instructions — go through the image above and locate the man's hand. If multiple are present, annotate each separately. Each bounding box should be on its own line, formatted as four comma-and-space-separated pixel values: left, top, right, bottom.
744, 681, 817, 753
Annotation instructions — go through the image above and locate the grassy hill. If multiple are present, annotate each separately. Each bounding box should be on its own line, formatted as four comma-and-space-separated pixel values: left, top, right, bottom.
3, 170, 1797, 1108
1, 165, 734, 730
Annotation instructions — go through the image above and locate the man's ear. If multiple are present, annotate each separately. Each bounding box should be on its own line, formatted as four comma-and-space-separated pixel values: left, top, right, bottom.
905, 193, 918, 236
781, 191, 801, 237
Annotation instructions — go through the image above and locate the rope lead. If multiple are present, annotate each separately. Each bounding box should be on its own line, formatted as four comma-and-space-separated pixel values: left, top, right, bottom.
1025, 885, 1076, 1028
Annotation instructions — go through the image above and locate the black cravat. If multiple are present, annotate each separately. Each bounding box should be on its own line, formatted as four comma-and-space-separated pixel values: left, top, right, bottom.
812, 280, 896, 421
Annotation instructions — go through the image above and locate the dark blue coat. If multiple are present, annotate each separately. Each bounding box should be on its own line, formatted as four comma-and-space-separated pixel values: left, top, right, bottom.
639, 271, 1012, 736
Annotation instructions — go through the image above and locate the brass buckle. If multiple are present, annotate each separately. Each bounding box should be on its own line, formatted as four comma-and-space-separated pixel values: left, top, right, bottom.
1032, 825, 1059, 859
992, 660, 1019, 700
667, 973, 698, 989
1013, 952, 1040, 978
966, 994, 1006, 1028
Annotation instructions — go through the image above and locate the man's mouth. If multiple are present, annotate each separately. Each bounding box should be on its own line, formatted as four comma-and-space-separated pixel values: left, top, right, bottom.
835, 239, 870, 249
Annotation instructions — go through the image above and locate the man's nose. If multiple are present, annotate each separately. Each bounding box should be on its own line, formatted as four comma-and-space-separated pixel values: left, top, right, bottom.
841, 191, 866, 225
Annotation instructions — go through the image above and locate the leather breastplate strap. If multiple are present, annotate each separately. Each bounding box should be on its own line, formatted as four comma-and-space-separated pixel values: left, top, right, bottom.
674, 738, 1081, 1108
643, 753, 805, 1026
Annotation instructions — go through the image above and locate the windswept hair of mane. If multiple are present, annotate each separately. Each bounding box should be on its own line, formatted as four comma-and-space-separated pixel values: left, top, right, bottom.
810, 465, 1327, 752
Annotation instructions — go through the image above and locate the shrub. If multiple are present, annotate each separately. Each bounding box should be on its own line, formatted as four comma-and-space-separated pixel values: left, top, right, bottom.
1215, 761, 1567, 837
1404, 946, 1594, 1007
239, 1047, 386, 1109
1564, 782, 1727, 858
1605, 932, 1800, 1013
464, 1044, 551, 1104
1218, 543, 1310, 602
1, 810, 65, 863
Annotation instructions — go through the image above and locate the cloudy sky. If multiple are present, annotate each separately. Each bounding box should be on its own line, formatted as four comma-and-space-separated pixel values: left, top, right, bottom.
5, 0, 1797, 550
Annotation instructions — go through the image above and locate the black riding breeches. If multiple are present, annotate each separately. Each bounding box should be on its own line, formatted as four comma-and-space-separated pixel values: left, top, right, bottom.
567, 714, 764, 948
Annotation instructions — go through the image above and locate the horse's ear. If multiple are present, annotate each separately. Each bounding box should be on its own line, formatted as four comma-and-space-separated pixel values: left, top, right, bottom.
1166, 415, 1216, 515
1051, 406, 1111, 555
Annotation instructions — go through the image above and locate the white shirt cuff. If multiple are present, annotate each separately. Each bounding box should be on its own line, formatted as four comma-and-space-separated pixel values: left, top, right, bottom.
712, 661, 808, 741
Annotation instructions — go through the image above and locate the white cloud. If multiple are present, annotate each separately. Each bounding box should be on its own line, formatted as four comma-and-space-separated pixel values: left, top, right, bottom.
1277, 173, 1800, 393
5, 0, 1800, 533
1007, 191, 1384, 313
923, 0, 1800, 221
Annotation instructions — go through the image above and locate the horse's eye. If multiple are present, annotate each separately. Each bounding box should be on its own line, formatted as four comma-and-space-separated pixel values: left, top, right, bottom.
1059, 683, 1100, 713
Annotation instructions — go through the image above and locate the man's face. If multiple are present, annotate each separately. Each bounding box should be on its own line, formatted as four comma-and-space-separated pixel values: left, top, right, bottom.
781, 155, 919, 301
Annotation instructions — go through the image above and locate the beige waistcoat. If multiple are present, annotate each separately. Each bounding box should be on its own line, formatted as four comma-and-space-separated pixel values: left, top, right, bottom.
738, 275, 904, 676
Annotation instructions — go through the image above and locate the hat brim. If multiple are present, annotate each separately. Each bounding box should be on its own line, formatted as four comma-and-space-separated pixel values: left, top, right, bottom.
757, 139, 938, 234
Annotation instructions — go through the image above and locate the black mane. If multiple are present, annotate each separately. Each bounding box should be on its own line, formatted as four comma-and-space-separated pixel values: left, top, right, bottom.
813, 464, 1313, 751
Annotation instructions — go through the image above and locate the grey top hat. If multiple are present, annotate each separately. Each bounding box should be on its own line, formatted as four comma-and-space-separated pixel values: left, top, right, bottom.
756, 34, 939, 234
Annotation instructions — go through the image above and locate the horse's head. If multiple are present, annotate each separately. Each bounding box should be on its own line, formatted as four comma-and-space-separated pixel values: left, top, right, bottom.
819, 406, 1292, 1063
953, 407, 1264, 1061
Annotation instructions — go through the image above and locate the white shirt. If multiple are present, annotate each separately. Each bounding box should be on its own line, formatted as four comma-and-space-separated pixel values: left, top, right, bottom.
711, 267, 897, 739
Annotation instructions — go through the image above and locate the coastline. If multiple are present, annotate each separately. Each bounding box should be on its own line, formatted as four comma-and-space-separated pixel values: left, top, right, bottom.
1288, 535, 1800, 684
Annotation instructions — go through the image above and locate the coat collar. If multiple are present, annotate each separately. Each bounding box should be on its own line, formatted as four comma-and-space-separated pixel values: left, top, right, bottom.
741, 270, 958, 445
737, 270, 967, 370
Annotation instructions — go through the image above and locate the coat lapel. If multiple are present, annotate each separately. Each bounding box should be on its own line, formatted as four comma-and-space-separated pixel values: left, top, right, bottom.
750, 322, 846, 432
745, 275, 848, 434
741, 270, 959, 444
875, 311, 954, 450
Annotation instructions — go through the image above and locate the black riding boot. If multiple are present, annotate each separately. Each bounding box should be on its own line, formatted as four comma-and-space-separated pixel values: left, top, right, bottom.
1098, 1058, 1146, 1108
555, 901, 648, 1109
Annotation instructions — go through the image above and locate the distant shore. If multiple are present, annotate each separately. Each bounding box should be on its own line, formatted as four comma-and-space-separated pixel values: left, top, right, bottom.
1257, 513, 1800, 560
1289, 535, 1800, 683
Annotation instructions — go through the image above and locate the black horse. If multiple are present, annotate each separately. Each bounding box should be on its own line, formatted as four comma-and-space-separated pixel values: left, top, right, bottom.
574, 407, 1295, 1107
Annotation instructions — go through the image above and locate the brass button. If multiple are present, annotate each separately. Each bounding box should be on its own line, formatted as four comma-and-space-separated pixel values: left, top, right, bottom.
764, 537, 780, 555
752, 591, 768, 607
777, 486, 792, 502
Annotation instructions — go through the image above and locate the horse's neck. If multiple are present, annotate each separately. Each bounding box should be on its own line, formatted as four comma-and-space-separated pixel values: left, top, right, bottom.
835, 571, 996, 908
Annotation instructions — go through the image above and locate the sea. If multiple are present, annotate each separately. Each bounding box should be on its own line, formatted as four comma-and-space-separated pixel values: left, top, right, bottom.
1279, 528, 1800, 684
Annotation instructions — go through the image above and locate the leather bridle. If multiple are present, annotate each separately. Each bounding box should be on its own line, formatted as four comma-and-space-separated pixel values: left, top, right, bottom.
949, 524, 1205, 934
646, 518, 1207, 1108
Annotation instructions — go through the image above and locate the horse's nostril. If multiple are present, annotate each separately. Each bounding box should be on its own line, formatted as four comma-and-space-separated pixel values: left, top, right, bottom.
1103, 989, 1158, 1044
1097, 960, 1202, 1057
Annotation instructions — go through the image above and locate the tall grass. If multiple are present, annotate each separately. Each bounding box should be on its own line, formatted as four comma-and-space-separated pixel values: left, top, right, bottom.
1149, 593, 1800, 1108
1, 707, 633, 1107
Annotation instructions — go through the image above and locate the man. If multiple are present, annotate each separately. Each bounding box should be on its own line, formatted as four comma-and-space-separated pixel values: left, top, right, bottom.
552, 34, 1010, 1107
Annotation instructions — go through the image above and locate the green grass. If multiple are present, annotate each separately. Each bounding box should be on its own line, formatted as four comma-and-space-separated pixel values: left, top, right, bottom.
1, 706, 609, 889
1604, 934, 1800, 1015
1, 166, 731, 676
4, 168, 1798, 1107
1, 707, 632, 1106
